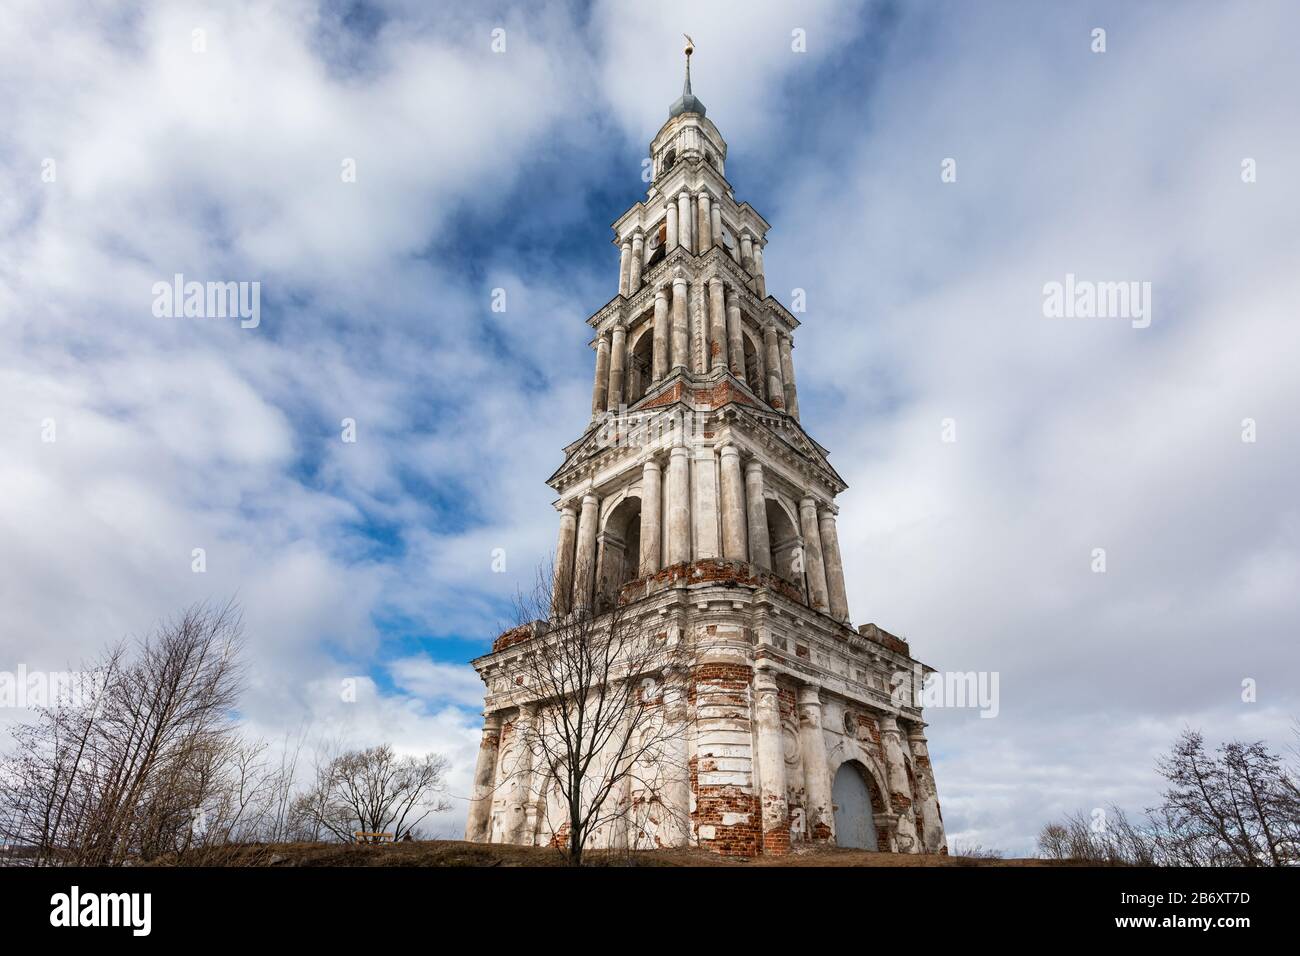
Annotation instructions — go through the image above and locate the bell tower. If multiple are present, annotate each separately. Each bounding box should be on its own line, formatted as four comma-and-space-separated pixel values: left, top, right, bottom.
466, 43, 948, 857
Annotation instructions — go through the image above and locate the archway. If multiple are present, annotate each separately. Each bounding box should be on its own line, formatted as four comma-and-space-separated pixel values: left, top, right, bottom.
765, 498, 801, 589
832, 761, 880, 850
596, 495, 642, 608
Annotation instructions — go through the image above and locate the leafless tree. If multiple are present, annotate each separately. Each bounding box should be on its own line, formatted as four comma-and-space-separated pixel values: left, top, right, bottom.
290, 744, 450, 842
497, 564, 693, 866
1036, 726, 1300, 866
0, 601, 256, 865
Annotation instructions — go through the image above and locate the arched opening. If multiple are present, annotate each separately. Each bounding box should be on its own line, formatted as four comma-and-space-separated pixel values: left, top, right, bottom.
742, 329, 762, 398
832, 761, 881, 850
627, 328, 653, 406
766, 499, 801, 590
596, 496, 642, 609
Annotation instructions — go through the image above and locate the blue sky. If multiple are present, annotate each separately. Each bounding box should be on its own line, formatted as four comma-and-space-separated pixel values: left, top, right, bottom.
2, 0, 1298, 852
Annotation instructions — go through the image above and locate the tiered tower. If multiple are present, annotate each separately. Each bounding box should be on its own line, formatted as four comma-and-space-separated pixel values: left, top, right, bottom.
466, 46, 946, 857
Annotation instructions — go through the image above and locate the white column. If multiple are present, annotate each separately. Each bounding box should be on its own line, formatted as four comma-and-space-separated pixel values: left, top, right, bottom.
571, 493, 600, 611
628, 230, 644, 293
509, 703, 538, 844
725, 284, 745, 382
754, 671, 789, 854
697, 192, 713, 250
753, 241, 766, 297
708, 277, 727, 372
662, 665, 692, 846
740, 231, 755, 273
667, 446, 691, 565
692, 445, 720, 559
798, 686, 833, 841
665, 201, 678, 251
907, 726, 947, 854
798, 496, 830, 613
618, 239, 632, 297
639, 459, 662, 576
881, 716, 919, 853
591, 333, 610, 419
745, 461, 770, 571
718, 445, 747, 561
710, 203, 723, 249
763, 324, 785, 411
677, 191, 692, 254
779, 333, 799, 420
652, 285, 669, 381
551, 504, 578, 616
606, 324, 627, 412
465, 711, 503, 842
670, 270, 689, 370
818, 506, 849, 623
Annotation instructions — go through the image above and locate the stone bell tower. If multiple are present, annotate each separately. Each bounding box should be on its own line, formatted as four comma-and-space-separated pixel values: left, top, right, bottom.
465, 43, 947, 857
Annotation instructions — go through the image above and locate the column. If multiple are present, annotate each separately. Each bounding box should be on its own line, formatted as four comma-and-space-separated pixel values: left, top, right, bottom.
740, 231, 755, 273
708, 277, 727, 371
745, 461, 771, 571
665, 200, 678, 252
670, 270, 689, 370
662, 665, 692, 846
606, 324, 627, 411
509, 704, 538, 844
692, 445, 720, 559
571, 492, 600, 610
677, 191, 692, 254
763, 324, 785, 411
652, 285, 669, 381
881, 716, 919, 852
725, 285, 745, 381
753, 242, 766, 297
690, 280, 707, 374
590, 332, 610, 418
710, 203, 723, 249
639, 459, 662, 576
907, 725, 947, 854
667, 446, 691, 565
618, 239, 632, 297
753, 328, 767, 401
818, 506, 849, 623
551, 504, 578, 616
697, 192, 712, 250
798, 685, 833, 841
718, 445, 747, 561
464, 711, 503, 842
798, 496, 830, 613
628, 230, 645, 293
779, 333, 800, 420
754, 671, 789, 854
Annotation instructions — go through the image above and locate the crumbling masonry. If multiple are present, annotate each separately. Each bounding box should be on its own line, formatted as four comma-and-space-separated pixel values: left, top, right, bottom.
465, 49, 946, 857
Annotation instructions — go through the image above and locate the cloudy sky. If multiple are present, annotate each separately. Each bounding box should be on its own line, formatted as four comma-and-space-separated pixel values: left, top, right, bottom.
2, 0, 1296, 853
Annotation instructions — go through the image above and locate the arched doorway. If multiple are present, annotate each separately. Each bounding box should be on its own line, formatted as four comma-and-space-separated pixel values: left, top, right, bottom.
832, 761, 879, 850
765, 498, 802, 589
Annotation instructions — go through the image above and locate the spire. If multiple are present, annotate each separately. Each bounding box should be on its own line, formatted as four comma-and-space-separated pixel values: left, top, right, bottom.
669, 34, 706, 119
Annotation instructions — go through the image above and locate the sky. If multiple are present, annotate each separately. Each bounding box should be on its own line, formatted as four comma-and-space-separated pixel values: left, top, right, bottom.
1, 0, 1297, 854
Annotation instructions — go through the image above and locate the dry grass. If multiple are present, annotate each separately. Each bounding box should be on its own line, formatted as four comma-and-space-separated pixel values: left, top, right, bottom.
141, 839, 1089, 867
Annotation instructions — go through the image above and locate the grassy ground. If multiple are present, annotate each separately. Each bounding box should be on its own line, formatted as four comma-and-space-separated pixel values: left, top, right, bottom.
150, 840, 1084, 867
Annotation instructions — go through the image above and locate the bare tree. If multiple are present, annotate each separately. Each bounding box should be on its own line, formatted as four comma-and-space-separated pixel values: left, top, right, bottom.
1036, 726, 1300, 866
0, 601, 251, 865
497, 564, 693, 866
291, 744, 450, 842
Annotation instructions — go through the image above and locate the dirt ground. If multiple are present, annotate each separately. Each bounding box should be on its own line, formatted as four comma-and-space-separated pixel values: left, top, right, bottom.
155, 840, 1086, 867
